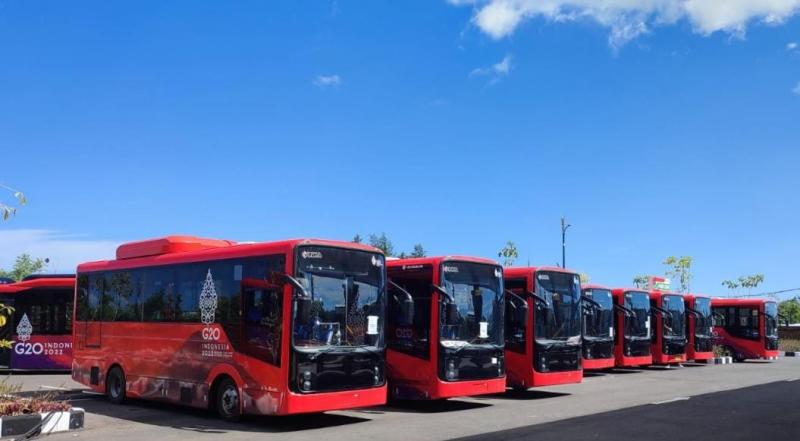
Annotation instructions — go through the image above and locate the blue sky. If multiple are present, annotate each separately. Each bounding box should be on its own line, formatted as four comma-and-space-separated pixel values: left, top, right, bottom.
1, 1, 799, 297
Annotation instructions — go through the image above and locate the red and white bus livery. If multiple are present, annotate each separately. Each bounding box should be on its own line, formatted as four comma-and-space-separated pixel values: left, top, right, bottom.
648, 291, 686, 365
711, 298, 779, 361
504, 267, 583, 388
0, 275, 75, 371
684, 294, 713, 362
72, 236, 387, 420
581, 284, 615, 370
386, 256, 506, 400
611, 288, 653, 367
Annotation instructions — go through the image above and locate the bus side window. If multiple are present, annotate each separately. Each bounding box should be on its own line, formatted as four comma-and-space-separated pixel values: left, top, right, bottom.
387, 265, 432, 360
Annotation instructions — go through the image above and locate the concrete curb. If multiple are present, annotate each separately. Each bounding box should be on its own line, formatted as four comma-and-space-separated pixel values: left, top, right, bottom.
713, 356, 734, 365
783, 352, 796, 357
0, 408, 84, 437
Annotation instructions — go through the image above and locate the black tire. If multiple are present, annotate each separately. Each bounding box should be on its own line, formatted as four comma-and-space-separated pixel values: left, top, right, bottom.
106, 366, 126, 404
215, 377, 241, 422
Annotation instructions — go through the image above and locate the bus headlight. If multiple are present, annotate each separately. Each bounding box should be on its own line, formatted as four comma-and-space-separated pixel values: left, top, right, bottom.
300, 371, 313, 391
446, 359, 458, 380
374, 366, 381, 385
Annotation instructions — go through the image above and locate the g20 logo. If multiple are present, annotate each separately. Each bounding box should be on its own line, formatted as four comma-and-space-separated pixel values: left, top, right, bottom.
14, 342, 44, 355
202, 327, 221, 341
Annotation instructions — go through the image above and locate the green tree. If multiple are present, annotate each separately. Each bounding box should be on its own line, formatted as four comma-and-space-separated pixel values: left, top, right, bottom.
721, 274, 765, 296
352, 234, 363, 244
579, 273, 590, 284
409, 244, 426, 258
368, 233, 395, 257
632, 275, 649, 289
0, 254, 48, 282
1, 184, 26, 221
498, 241, 518, 267
778, 298, 800, 325
663, 256, 693, 293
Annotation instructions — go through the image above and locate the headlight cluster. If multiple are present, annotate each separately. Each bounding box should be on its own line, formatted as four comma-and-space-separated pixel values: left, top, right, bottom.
446, 359, 458, 380
537, 354, 550, 372
299, 370, 313, 391
373, 366, 381, 385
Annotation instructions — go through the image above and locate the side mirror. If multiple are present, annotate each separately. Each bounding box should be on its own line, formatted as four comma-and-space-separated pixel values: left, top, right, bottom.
296, 297, 312, 325
445, 303, 459, 325
516, 301, 529, 326
398, 296, 415, 326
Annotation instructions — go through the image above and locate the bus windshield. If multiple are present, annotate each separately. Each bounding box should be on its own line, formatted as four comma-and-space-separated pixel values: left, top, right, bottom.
583, 288, 613, 339
624, 291, 650, 338
534, 271, 582, 342
694, 297, 712, 337
439, 262, 504, 347
293, 246, 385, 349
662, 295, 685, 338
765, 302, 778, 338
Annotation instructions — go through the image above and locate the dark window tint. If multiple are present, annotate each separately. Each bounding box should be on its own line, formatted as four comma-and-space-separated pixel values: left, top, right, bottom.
102, 272, 140, 322
504, 277, 527, 353
387, 265, 433, 360
141, 268, 178, 322
13, 288, 73, 335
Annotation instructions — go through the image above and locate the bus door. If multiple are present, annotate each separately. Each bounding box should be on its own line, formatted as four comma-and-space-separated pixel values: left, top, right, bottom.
241, 279, 283, 365
84, 276, 103, 348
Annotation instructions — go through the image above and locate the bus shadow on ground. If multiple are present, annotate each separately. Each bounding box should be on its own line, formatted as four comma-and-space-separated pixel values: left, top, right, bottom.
74, 397, 370, 433
582, 371, 608, 378
681, 362, 709, 368
607, 368, 644, 374
484, 389, 570, 401
379, 399, 492, 414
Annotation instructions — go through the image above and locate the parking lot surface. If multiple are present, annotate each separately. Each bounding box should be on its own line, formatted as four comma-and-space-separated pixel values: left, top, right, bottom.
8, 357, 799, 441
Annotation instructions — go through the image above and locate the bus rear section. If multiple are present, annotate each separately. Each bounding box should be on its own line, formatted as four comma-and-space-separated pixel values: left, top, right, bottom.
504, 267, 583, 388
648, 291, 686, 365
0, 274, 74, 371
684, 294, 713, 362
72, 236, 387, 419
611, 288, 652, 367
581, 285, 615, 370
386, 257, 506, 400
711, 298, 779, 361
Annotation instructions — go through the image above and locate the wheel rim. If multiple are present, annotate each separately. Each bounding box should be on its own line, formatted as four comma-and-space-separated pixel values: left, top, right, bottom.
220, 386, 239, 415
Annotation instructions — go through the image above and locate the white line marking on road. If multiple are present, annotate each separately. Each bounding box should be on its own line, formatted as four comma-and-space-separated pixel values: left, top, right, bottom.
652, 396, 690, 405
39, 385, 70, 391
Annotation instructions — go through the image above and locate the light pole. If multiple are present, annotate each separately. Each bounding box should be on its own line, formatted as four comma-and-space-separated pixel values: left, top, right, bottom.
561, 216, 571, 268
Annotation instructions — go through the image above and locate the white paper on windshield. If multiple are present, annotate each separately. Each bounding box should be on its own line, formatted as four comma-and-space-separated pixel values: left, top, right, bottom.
646, 317, 651, 329
479, 322, 489, 338
367, 315, 379, 335
609, 326, 614, 337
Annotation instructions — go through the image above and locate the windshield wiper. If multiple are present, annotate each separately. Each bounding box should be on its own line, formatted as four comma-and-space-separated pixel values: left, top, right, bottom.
527, 290, 548, 306
651, 304, 670, 317
614, 303, 635, 317
432, 284, 455, 303
685, 306, 703, 318
581, 296, 602, 309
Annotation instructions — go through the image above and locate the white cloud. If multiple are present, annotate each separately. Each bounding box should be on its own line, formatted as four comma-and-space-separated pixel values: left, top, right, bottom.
470, 54, 513, 84
788, 41, 798, 49
313, 74, 342, 88
793, 81, 800, 95
450, 1, 800, 48
0, 229, 120, 273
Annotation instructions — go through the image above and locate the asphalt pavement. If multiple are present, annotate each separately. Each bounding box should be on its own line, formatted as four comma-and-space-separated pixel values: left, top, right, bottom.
6, 357, 799, 441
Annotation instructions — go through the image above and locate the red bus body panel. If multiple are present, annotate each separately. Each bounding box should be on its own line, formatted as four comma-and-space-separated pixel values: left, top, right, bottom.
386, 256, 506, 400
684, 294, 713, 362
711, 298, 779, 361
648, 291, 686, 365
581, 283, 615, 371
72, 237, 387, 416
503, 267, 583, 389
611, 288, 652, 367
0, 276, 75, 371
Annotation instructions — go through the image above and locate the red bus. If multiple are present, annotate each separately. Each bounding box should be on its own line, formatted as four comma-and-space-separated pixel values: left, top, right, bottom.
581, 284, 615, 370
504, 267, 582, 388
648, 291, 686, 365
72, 236, 388, 420
386, 256, 505, 399
611, 288, 652, 367
711, 298, 779, 361
0, 274, 75, 371
684, 294, 713, 362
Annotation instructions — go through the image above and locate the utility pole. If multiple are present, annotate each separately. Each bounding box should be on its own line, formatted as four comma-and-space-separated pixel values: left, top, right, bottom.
561, 216, 571, 269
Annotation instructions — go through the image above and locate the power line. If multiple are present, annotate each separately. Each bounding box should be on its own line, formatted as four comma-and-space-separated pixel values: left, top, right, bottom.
729, 287, 800, 299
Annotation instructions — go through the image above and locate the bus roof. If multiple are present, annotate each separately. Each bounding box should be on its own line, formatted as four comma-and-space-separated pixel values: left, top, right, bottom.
79, 236, 383, 273
0, 275, 75, 293
386, 255, 499, 268
711, 297, 773, 306
582, 283, 612, 291
504, 266, 577, 279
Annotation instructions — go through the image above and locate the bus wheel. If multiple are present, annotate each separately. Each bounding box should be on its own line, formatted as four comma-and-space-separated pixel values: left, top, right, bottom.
106, 366, 126, 404
216, 377, 241, 422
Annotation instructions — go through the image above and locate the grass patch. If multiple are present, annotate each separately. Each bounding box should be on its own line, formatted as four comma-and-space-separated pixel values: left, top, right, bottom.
779, 339, 800, 352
